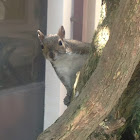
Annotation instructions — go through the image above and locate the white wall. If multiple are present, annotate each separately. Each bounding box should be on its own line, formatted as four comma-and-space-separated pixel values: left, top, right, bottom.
47, 0, 63, 34
44, 0, 65, 130
63, 0, 74, 39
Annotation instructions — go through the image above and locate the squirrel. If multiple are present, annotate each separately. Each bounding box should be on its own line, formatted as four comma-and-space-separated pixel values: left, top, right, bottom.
37, 26, 90, 106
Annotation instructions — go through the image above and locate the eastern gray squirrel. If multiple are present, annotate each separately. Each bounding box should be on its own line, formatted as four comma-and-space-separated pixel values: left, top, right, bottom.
37, 26, 90, 106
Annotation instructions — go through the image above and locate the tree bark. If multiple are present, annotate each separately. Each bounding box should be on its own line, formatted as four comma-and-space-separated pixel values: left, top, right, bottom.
38, 0, 140, 139
88, 62, 140, 140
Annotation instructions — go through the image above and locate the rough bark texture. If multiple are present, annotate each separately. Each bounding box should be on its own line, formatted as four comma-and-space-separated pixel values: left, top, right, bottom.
38, 0, 140, 139
88, 62, 140, 140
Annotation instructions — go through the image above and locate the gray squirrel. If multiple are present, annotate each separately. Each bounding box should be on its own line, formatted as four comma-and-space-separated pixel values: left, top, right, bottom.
37, 26, 90, 106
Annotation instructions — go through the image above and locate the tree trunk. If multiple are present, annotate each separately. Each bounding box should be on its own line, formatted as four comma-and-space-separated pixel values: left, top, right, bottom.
38, 0, 140, 139
88, 62, 140, 140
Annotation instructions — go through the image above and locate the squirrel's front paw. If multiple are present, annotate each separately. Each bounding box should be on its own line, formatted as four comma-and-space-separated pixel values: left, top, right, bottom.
64, 95, 71, 106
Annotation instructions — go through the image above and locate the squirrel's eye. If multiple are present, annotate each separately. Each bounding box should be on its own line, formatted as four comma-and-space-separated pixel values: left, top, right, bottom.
41, 45, 44, 49
58, 40, 62, 46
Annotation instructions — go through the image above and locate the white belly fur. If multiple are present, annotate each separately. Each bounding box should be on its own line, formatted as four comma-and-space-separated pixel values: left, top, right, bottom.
52, 53, 88, 89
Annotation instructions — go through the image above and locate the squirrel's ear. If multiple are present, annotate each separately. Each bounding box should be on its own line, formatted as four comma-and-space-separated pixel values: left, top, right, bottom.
37, 30, 44, 43
57, 26, 65, 40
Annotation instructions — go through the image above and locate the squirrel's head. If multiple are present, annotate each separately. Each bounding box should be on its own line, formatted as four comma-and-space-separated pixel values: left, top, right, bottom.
37, 26, 66, 62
